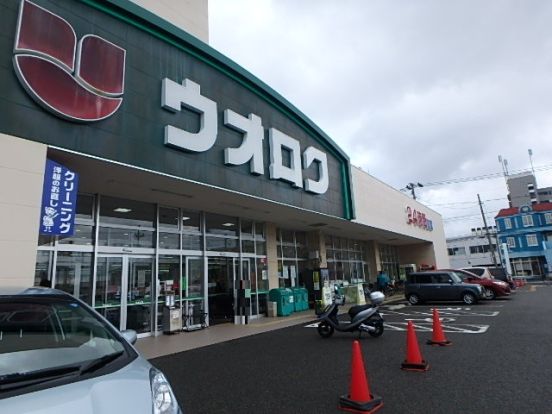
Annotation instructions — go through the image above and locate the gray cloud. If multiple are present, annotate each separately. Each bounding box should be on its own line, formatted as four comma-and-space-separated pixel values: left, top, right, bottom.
209, 0, 552, 236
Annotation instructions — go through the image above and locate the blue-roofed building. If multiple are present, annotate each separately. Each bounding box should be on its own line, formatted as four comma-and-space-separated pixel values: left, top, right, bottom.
495, 203, 552, 278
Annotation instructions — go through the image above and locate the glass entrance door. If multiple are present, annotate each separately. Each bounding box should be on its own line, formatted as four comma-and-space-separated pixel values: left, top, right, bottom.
183, 257, 205, 329
207, 257, 237, 324
95, 255, 154, 335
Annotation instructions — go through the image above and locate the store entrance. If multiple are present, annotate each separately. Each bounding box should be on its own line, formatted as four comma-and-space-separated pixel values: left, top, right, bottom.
95, 255, 154, 336
207, 257, 236, 324
207, 256, 259, 324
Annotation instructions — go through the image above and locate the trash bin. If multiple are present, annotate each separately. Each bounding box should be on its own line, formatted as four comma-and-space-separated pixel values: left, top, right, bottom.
268, 288, 294, 316
267, 301, 278, 317
292, 287, 309, 311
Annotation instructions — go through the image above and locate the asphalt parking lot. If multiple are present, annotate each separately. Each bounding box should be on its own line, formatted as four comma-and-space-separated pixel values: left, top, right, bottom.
151, 284, 552, 413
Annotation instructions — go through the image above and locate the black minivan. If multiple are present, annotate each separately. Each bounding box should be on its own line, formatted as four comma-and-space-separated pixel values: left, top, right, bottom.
405, 271, 485, 305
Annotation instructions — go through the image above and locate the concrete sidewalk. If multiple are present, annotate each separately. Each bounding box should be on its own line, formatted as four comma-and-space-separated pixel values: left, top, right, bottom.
136, 293, 404, 359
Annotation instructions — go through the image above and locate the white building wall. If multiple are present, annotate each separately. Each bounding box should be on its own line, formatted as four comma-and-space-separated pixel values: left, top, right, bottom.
129, 0, 209, 43
447, 234, 498, 268
0, 134, 46, 287
351, 166, 449, 268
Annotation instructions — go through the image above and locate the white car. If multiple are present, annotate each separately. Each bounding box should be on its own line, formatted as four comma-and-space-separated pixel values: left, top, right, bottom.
0, 287, 182, 413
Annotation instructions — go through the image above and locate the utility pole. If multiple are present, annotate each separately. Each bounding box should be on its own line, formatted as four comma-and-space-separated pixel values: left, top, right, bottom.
477, 194, 498, 267
405, 182, 423, 200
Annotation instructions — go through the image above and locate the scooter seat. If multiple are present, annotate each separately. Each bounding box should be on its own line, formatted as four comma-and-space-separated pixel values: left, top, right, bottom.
348, 304, 373, 318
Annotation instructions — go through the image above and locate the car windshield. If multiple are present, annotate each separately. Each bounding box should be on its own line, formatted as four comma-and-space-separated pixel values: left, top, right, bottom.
0, 296, 128, 379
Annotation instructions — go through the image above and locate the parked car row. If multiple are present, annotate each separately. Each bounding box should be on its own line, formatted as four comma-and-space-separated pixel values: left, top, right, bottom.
460, 266, 517, 290
404, 267, 515, 305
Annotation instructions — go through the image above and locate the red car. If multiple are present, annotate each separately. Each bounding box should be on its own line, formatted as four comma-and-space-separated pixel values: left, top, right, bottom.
440, 269, 511, 300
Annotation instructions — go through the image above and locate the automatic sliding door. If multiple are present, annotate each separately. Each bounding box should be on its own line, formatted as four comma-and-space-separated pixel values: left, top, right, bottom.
126, 257, 154, 334
207, 257, 235, 324
95, 255, 154, 334
95, 256, 124, 329
183, 257, 205, 329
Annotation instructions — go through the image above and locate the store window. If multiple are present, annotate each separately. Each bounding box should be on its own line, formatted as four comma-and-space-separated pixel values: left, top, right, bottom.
98, 227, 154, 248
379, 244, 399, 280
159, 232, 180, 250
76, 194, 95, 221
206, 213, 238, 237
325, 235, 368, 283
241, 220, 254, 237
276, 229, 308, 288
159, 207, 179, 230
182, 234, 202, 251
181, 209, 201, 233
326, 236, 368, 284
100, 196, 156, 228
58, 224, 94, 246
206, 237, 239, 252
158, 206, 180, 250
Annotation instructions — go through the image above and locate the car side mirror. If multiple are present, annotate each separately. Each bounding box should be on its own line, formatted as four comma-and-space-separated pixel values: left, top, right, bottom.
448, 280, 454, 285
121, 329, 138, 345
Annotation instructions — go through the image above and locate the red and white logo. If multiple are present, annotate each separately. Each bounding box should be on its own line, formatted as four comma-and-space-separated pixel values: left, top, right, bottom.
13, 0, 126, 122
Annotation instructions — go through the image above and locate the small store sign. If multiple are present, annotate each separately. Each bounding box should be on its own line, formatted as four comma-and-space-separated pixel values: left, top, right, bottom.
39, 159, 79, 236
406, 206, 433, 231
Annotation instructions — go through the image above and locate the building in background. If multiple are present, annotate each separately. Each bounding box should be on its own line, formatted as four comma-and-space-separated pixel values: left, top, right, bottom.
506, 172, 552, 207
495, 203, 552, 278
0, 0, 448, 336
446, 227, 498, 268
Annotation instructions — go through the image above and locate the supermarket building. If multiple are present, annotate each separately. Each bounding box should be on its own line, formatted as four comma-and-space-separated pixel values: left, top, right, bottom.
0, 0, 449, 336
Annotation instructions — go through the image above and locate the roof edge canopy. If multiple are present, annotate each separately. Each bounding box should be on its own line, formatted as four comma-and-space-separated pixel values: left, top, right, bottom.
79, 0, 355, 220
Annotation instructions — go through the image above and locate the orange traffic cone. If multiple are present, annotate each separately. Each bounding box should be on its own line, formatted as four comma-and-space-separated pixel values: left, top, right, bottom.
339, 340, 383, 413
427, 308, 452, 346
401, 321, 429, 371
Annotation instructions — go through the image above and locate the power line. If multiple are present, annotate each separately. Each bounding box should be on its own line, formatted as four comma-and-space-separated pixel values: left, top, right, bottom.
425, 197, 507, 207
422, 163, 552, 187
443, 209, 500, 222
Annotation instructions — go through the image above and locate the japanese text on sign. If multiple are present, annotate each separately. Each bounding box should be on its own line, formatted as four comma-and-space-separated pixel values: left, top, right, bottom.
406, 206, 433, 231
40, 159, 79, 236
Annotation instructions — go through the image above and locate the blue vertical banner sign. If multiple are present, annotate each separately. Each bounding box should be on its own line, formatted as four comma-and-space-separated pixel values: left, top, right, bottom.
39, 159, 79, 236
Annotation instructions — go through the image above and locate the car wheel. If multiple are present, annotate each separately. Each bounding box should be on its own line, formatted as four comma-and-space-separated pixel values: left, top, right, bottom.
408, 293, 420, 305
484, 287, 496, 300
317, 321, 334, 338
366, 316, 384, 338
462, 292, 477, 305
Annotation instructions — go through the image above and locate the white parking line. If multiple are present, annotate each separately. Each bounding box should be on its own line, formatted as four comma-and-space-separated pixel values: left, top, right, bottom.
304, 321, 490, 334
380, 309, 499, 317
384, 322, 489, 334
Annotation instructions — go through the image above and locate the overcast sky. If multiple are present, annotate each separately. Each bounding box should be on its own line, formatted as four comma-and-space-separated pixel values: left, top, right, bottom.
208, 0, 552, 237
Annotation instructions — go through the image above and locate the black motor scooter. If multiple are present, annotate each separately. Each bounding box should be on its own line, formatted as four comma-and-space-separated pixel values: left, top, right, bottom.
316, 286, 385, 338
